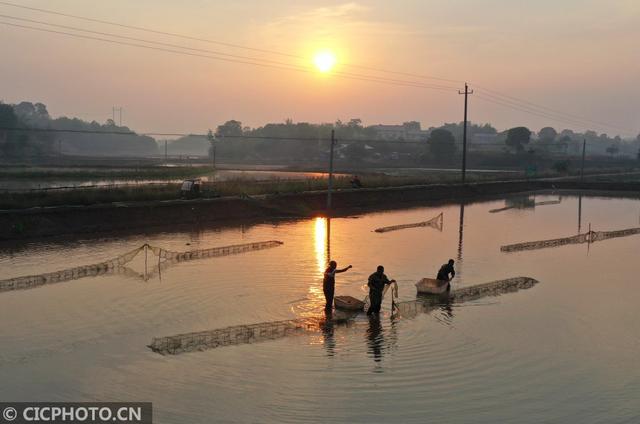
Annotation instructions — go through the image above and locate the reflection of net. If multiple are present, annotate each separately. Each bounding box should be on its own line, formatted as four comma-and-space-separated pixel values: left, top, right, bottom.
374, 212, 443, 233
501, 228, 640, 252
150, 276, 538, 355
148, 318, 323, 355
490, 199, 561, 213
395, 277, 539, 319
0, 240, 284, 293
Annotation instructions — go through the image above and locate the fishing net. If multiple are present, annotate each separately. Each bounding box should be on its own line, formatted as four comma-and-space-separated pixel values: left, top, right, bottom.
0, 245, 145, 292
0, 240, 284, 293
363, 281, 398, 312
149, 277, 538, 355
394, 277, 539, 318
374, 212, 443, 233
148, 317, 323, 355
147, 240, 283, 262
501, 227, 640, 253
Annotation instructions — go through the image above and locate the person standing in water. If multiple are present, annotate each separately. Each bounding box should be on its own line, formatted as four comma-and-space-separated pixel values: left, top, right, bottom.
437, 259, 456, 290
323, 261, 352, 310
367, 265, 396, 315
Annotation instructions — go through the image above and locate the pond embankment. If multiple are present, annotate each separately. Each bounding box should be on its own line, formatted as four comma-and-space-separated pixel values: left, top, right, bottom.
1, 180, 639, 240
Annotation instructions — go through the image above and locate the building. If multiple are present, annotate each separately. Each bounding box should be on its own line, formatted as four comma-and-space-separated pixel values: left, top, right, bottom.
370, 122, 430, 142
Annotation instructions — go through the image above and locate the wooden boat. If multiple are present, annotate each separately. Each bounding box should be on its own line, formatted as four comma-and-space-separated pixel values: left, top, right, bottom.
334, 295, 365, 311
415, 278, 450, 295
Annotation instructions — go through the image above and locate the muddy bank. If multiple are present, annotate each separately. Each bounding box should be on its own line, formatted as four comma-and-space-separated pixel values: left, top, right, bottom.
1, 180, 639, 241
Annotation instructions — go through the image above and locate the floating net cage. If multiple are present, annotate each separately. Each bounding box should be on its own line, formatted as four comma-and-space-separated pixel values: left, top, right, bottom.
501, 227, 640, 253
0, 240, 283, 293
148, 318, 324, 355
149, 276, 539, 355
374, 212, 443, 233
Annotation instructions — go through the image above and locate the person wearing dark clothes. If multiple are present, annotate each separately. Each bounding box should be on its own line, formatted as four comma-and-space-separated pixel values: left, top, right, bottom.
350, 175, 363, 188
367, 265, 396, 315
323, 260, 352, 310
436, 259, 456, 290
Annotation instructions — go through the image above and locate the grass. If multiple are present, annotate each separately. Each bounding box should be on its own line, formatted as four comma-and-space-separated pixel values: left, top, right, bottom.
1, 168, 639, 210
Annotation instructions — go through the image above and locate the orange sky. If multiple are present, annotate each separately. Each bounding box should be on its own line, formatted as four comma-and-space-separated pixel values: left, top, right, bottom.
0, 0, 638, 137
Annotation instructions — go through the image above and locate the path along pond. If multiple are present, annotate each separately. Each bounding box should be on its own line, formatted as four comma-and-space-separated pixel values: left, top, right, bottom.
0, 193, 639, 423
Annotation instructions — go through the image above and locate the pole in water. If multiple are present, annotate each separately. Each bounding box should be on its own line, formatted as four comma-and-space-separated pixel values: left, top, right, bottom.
458, 83, 473, 183
144, 244, 148, 281
327, 129, 336, 212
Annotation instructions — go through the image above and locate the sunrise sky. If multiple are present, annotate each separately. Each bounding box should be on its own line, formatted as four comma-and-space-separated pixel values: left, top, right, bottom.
1, 0, 638, 137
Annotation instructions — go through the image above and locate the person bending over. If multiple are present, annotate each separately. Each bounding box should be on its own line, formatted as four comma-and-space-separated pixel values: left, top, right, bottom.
367, 265, 396, 315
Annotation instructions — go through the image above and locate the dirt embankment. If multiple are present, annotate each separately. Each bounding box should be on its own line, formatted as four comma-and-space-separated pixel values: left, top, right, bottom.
1, 180, 638, 241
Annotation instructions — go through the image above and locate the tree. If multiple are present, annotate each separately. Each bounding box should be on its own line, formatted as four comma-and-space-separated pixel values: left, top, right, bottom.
606, 144, 619, 157
538, 127, 557, 143
505, 127, 531, 152
427, 129, 457, 161
215, 120, 243, 138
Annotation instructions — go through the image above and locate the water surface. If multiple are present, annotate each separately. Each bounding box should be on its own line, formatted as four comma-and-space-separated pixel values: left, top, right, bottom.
1, 194, 639, 423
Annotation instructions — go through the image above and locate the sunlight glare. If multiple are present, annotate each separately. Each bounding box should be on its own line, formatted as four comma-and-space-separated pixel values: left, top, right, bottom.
313, 50, 337, 73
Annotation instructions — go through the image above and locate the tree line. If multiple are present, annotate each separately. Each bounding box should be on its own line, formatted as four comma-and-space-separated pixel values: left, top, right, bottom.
0, 101, 157, 158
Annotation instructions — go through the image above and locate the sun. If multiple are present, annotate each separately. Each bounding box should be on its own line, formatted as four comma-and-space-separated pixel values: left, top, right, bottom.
313, 50, 337, 73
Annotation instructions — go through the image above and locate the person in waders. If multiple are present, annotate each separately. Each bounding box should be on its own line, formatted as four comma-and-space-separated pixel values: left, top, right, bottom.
323, 261, 352, 310
436, 259, 456, 291
367, 265, 396, 315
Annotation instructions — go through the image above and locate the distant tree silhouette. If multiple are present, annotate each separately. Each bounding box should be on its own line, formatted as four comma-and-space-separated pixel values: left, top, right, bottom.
427, 128, 457, 161
215, 120, 243, 138
506, 127, 531, 152
538, 127, 557, 143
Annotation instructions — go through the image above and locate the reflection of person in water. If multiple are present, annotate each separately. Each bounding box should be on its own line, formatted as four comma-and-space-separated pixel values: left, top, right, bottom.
321, 309, 336, 357
366, 315, 384, 362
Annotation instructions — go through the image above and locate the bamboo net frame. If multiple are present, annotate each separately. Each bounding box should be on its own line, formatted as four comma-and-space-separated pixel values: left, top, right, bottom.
0, 240, 283, 292
149, 276, 539, 355
501, 227, 640, 253
374, 212, 443, 233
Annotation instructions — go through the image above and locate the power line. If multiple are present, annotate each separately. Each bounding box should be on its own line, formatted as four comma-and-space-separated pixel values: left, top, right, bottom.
0, 20, 458, 93
472, 84, 633, 134
0, 126, 613, 148
0, 2, 634, 135
474, 93, 633, 136
0, 0, 464, 85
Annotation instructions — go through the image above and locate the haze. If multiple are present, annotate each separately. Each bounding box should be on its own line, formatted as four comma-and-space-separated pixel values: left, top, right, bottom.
1, 0, 638, 136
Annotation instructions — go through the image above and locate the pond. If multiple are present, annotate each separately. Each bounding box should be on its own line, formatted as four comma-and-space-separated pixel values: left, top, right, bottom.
0, 193, 639, 423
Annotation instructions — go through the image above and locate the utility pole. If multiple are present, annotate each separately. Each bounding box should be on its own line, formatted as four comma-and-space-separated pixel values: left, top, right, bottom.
580, 138, 586, 183
458, 83, 473, 183
164, 140, 168, 163
327, 129, 336, 212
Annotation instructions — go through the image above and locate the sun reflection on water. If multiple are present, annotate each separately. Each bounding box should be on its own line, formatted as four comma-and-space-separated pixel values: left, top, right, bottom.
296, 217, 330, 318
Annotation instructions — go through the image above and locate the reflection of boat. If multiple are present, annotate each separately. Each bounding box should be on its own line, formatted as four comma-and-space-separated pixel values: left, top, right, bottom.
415, 278, 449, 295
334, 295, 365, 311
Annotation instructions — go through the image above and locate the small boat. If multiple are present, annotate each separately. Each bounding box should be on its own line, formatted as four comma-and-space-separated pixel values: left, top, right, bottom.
334, 295, 365, 311
415, 278, 450, 295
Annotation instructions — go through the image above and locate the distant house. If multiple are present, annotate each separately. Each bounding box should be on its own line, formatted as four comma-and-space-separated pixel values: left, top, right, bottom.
370, 122, 429, 142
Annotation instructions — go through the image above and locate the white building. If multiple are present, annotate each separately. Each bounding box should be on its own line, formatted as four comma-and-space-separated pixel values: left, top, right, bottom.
370, 122, 429, 142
